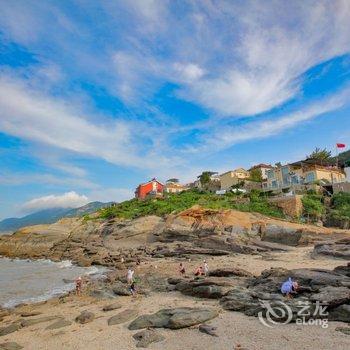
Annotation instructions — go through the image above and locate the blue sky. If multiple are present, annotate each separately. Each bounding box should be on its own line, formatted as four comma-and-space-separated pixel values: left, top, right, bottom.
0, 0, 350, 219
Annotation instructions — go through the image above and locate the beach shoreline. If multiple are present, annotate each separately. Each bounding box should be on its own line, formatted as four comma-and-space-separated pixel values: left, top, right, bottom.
1, 246, 349, 349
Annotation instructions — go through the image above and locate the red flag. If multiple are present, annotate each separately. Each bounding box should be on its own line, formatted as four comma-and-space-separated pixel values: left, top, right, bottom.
336, 143, 346, 148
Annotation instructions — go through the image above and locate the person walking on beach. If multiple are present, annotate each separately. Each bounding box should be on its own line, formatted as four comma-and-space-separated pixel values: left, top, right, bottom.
179, 262, 186, 276
75, 276, 82, 296
127, 268, 134, 284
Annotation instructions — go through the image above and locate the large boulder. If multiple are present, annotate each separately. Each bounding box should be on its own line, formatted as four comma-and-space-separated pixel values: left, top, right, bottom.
0, 342, 23, 350
312, 238, 350, 260
112, 282, 131, 296
128, 307, 219, 330
175, 278, 234, 299
221, 266, 350, 324
20, 316, 60, 327
251, 267, 350, 291
310, 286, 350, 307
108, 309, 138, 325
220, 286, 258, 312
46, 319, 72, 330
334, 263, 350, 277
102, 302, 122, 312
328, 304, 350, 322
209, 267, 253, 278
0, 324, 21, 337
75, 311, 94, 324
261, 224, 302, 246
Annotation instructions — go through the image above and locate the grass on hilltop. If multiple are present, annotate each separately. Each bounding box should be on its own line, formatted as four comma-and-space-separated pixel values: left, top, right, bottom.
97, 189, 285, 220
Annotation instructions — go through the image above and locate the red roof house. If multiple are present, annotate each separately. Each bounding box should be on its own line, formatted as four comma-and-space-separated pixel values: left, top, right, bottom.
135, 178, 164, 199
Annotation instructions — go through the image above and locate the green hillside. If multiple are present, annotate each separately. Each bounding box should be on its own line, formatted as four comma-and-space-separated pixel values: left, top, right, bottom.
97, 189, 284, 220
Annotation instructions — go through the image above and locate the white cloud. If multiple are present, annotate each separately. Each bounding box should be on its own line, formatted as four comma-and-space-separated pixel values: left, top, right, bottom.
187, 87, 350, 153
173, 1, 350, 116
1, 1, 349, 117
21, 191, 89, 212
0, 73, 177, 170
174, 63, 205, 82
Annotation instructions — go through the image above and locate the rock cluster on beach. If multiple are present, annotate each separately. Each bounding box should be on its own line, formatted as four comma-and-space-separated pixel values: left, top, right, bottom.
168, 264, 350, 323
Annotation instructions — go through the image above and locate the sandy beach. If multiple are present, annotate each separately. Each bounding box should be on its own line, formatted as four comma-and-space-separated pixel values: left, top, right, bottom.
1, 246, 349, 350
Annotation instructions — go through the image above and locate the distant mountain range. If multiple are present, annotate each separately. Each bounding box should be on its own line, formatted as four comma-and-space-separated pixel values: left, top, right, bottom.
0, 201, 112, 234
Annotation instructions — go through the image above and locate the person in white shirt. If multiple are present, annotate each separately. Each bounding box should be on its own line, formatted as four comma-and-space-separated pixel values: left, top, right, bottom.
127, 268, 134, 284
203, 260, 209, 276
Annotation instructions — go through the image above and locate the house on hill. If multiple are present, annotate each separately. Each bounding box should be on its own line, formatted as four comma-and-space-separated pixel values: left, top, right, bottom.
249, 164, 274, 180
220, 168, 250, 190
265, 160, 346, 192
164, 179, 186, 194
135, 178, 164, 199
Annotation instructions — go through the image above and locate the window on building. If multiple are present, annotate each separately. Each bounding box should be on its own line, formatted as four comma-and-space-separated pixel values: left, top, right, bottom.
291, 175, 299, 184
267, 170, 275, 179
281, 167, 290, 175
305, 172, 316, 183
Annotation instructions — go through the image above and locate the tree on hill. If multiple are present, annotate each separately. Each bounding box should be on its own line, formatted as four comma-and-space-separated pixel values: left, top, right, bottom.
198, 171, 216, 187
307, 147, 332, 160
166, 178, 179, 183
249, 168, 263, 182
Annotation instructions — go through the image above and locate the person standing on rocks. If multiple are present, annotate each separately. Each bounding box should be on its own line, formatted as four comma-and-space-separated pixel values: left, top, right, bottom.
179, 262, 186, 276
203, 260, 209, 276
127, 268, 135, 284
75, 276, 82, 296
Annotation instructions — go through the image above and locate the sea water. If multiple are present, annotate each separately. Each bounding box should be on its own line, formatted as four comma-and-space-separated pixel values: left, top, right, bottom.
0, 257, 105, 308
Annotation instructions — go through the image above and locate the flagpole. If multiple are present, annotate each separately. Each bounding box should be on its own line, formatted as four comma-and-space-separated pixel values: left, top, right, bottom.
336, 144, 339, 169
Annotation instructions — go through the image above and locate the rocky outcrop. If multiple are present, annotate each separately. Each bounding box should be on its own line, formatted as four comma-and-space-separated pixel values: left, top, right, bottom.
20, 316, 61, 327
328, 304, 350, 322
46, 319, 72, 330
261, 224, 302, 246
208, 267, 253, 278
102, 302, 122, 312
220, 266, 350, 322
107, 309, 138, 325
0, 206, 348, 266
132, 329, 165, 348
0, 342, 23, 350
75, 311, 94, 324
312, 238, 350, 260
174, 277, 234, 299
199, 324, 218, 337
128, 307, 219, 330
0, 324, 21, 337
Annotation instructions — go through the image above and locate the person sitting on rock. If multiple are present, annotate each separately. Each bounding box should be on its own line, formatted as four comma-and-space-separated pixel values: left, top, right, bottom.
127, 268, 134, 284
281, 277, 299, 298
194, 266, 204, 276
75, 276, 82, 296
179, 262, 186, 276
